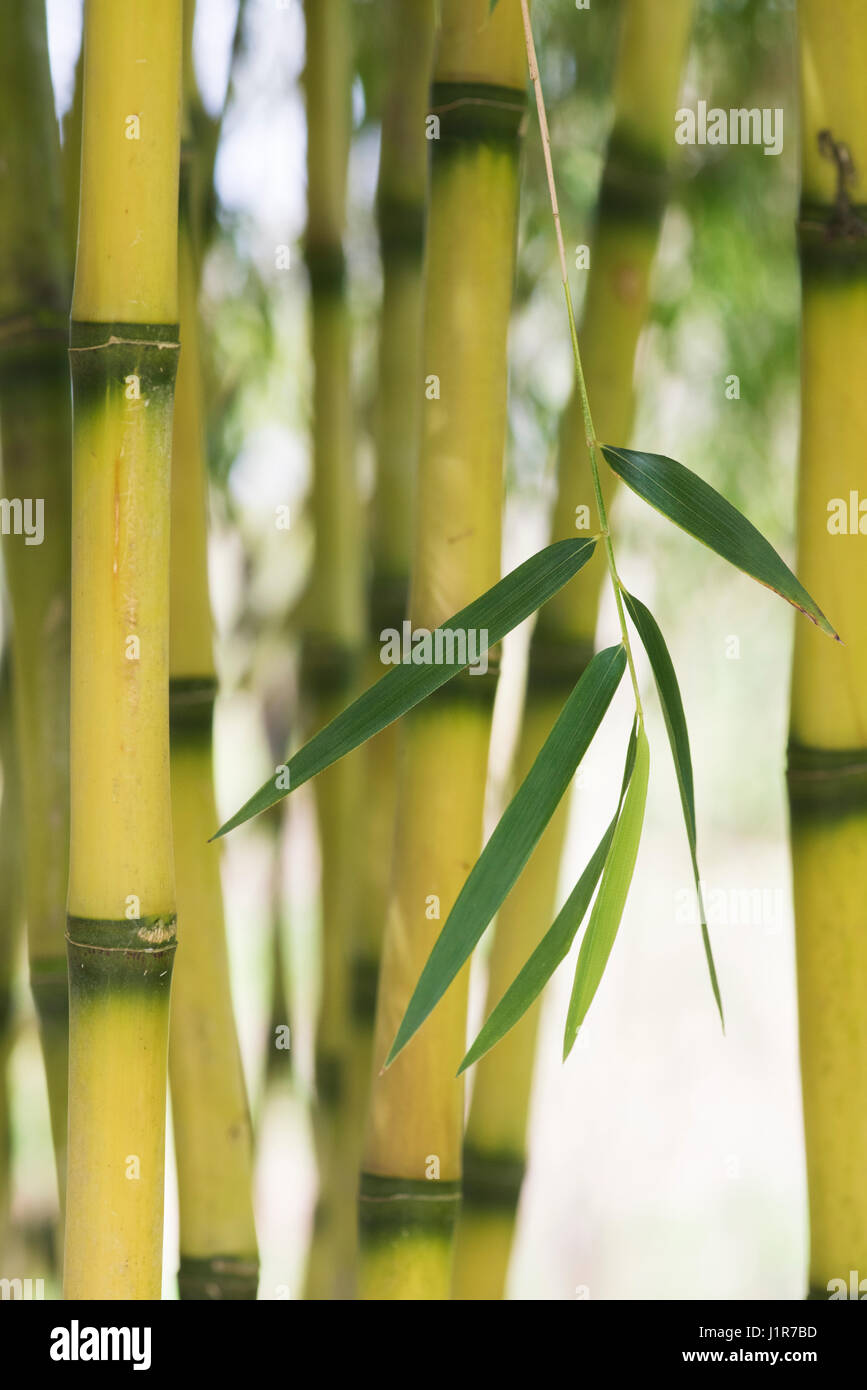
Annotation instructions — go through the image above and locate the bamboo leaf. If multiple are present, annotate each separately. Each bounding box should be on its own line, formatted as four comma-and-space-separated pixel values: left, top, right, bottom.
563, 723, 650, 1057
213, 538, 596, 838
622, 590, 723, 1025
458, 723, 639, 1074
386, 643, 628, 1067
623, 592, 695, 838
601, 446, 838, 640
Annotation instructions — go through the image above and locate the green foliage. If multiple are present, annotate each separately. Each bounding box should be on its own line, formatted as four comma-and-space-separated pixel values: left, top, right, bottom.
563, 722, 649, 1056
218, 421, 834, 1056
459, 724, 636, 1073
214, 538, 596, 837
385, 644, 627, 1067
622, 590, 722, 1023
603, 446, 837, 638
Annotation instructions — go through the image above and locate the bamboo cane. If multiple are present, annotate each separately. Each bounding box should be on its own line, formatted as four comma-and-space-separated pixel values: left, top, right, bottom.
63, 0, 182, 1300
164, 0, 258, 1303
301, 0, 367, 1301
359, 0, 526, 1300
0, 646, 23, 1248
788, 0, 867, 1300
167, 194, 259, 1296
0, 0, 73, 1213
453, 0, 695, 1298
351, 0, 437, 1274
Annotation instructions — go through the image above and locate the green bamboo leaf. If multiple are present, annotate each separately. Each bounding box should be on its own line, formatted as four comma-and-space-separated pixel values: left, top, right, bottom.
563, 722, 650, 1057
458, 723, 639, 1074
622, 590, 723, 1026
213, 538, 596, 839
386, 643, 627, 1068
601, 446, 838, 640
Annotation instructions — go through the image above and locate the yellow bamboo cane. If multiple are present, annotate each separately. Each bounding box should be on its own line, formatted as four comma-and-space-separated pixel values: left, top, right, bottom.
788, 0, 867, 1300
161, 0, 258, 1304
359, 0, 526, 1300
64, 0, 182, 1300
167, 223, 259, 1299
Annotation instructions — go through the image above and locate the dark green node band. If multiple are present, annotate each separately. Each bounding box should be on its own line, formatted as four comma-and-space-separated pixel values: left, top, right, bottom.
0, 310, 67, 377
787, 741, 867, 821
359, 1172, 462, 1238
350, 953, 380, 1024
798, 200, 867, 279
429, 82, 526, 146
315, 1050, 343, 1107
597, 135, 674, 226
0, 988, 13, 1036
376, 196, 426, 258
526, 636, 595, 692
170, 676, 217, 734
69, 320, 180, 411
369, 573, 410, 637
70, 319, 180, 350
66, 914, 177, 1000
29, 960, 69, 1020
301, 634, 361, 696
68, 913, 177, 951
303, 243, 346, 294
461, 1145, 525, 1211
177, 1254, 259, 1301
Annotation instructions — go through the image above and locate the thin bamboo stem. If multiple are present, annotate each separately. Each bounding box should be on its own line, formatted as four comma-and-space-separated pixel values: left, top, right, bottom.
301, 0, 366, 1301
0, 0, 73, 1216
351, 0, 437, 1280
520, 0, 642, 716
167, 205, 259, 1299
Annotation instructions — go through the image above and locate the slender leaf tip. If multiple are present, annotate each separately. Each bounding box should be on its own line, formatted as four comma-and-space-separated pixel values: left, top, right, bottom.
601, 445, 839, 641
561, 723, 650, 1057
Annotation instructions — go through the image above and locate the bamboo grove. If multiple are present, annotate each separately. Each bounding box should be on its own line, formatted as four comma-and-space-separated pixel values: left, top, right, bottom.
0, 0, 860, 1305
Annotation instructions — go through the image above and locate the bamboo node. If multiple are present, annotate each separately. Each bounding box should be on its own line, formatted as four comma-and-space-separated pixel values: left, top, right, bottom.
810, 129, 867, 242
68, 334, 180, 353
